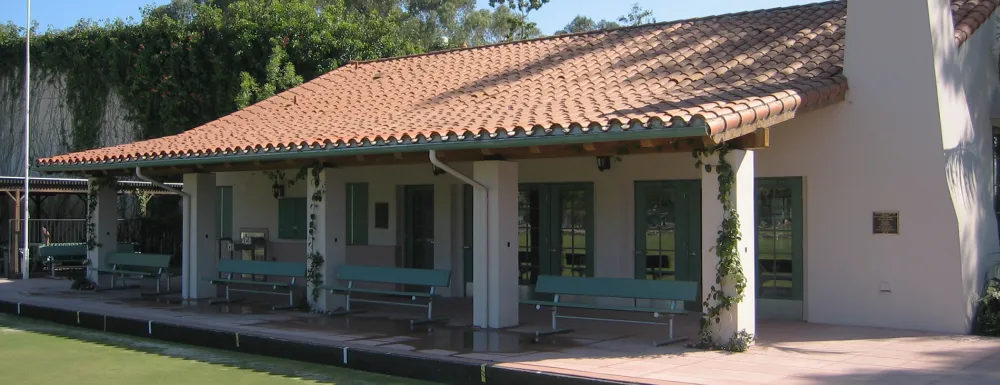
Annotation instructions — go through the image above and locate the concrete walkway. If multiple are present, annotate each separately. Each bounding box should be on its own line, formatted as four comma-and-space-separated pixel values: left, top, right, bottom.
1, 278, 998, 384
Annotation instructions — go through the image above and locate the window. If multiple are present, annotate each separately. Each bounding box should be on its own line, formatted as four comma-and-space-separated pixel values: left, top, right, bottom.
277, 197, 307, 240
216, 186, 233, 240
755, 177, 803, 301
346, 183, 369, 245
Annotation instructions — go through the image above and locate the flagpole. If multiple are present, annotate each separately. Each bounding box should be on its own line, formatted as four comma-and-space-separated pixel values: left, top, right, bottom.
21, 0, 31, 280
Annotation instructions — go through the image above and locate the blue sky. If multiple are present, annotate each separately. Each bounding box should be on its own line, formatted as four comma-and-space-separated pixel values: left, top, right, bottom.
5, 0, 814, 34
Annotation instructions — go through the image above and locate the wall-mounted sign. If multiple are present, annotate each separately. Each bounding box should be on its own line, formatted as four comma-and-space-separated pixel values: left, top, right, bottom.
374, 202, 390, 229
872, 211, 899, 235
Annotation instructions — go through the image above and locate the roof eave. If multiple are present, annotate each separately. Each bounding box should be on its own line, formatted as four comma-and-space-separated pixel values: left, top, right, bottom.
36, 123, 710, 173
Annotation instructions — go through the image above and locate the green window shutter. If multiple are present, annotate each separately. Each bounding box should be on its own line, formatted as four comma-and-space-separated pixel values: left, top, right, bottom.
346, 183, 369, 245
216, 187, 233, 240
278, 197, 307, 240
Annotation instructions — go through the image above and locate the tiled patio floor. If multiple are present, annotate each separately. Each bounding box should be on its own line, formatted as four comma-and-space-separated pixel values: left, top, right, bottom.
2, 277, 999, 384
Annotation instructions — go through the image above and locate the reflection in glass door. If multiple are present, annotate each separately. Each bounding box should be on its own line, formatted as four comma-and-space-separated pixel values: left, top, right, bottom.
756, 177, 803, 320
634, 180, 700, 311
517, 183, 593, 299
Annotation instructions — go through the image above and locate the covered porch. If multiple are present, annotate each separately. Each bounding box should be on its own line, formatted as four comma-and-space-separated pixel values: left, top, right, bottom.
76, 127, 774, 347
2, 277, 999, 385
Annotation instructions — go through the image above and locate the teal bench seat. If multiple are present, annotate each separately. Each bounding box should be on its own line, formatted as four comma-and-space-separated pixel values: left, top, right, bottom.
522, 275, 699, 346
208, 259, 307, 310
88, 252, 173, 294
38, 243, 135, 278
320, 264, 451, 328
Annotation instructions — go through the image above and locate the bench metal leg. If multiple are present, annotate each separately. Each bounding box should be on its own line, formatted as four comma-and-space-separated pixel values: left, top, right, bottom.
408, 296, 449, 329
209, 285, 245, 305
326, 293, 368, 316
530, 303, 574, 343
653, 314, 687, 347
140, 275, 180, 297
271, 290, 300, 310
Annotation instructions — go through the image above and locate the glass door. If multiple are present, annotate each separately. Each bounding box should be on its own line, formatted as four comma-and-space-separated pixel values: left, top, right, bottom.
403, 185, 435, 270
634, 180, 701, 311
756, 177, 804, 320
518, 183, 594, 299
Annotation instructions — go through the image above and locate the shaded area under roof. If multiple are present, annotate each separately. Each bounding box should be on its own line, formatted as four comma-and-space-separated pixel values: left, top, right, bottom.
0, 176, 182, 195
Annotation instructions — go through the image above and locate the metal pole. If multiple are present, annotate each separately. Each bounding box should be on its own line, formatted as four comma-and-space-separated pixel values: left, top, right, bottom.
21, 0, 31, 280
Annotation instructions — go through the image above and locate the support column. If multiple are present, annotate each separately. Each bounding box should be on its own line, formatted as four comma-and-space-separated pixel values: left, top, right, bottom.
701, 149, 757, 342
308, 167, 347, 311
184, 173, 218, 299
86, 177, 118, 284
472, 161, 518, 328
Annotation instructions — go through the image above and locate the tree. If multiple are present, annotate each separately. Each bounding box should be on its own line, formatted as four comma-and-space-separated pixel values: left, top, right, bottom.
555, 15, 619, 35
487, 0, 548, 12
618, 3, 656, 26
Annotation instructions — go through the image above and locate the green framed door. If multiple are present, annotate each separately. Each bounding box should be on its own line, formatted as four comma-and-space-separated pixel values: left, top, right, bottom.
634, 180, 701, 311
518, 183, 594, 299
403, 185, 435, 270
755, 177, 804, 320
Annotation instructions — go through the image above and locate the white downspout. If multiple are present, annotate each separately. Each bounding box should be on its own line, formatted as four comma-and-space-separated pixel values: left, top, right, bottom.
428, 150, 489, 327
136, 167, 191, 299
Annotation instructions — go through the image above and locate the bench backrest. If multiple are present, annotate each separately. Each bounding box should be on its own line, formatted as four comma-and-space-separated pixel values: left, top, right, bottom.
38, 243, 135, 257
336, 264, 451, 287
534, 275, 698, 302
218, 259, 307, 277
106, 252, 173, 269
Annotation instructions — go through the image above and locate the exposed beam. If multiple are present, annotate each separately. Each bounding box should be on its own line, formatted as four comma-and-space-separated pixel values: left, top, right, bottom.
529, 146, 542, 154
582, 143, 597, 152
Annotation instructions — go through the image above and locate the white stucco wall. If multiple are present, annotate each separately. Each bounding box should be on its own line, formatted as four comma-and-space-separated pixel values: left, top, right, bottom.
206, 0, 1000, 334
753, 0, 999, 333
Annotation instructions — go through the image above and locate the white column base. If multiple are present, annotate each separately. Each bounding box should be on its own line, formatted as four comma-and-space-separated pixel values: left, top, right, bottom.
701, 149, 757, 344
87, 178, 118, 284
185, 173, 218, 299
309, 167, 347, 311
473, 161, 519, 328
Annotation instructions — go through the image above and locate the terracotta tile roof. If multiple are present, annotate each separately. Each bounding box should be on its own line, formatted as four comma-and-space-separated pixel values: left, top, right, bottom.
952, 0, 999, 46
37, 0, 1000, 169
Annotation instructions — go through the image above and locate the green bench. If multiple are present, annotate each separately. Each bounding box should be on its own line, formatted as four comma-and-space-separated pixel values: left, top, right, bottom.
321, 264, 451, 328
522, 275, 699, 346
89, 252, 174, 294
38, 243, 135, 278
208, 259, 307, 310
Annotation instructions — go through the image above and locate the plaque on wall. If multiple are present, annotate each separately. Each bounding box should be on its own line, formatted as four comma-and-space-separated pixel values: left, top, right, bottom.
872, 211, 899, 235
374, 202, 390, 229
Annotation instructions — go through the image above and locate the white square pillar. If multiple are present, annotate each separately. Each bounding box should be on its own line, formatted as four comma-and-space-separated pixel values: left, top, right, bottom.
184, 173, 218, 299
86, 177, 118, 283
308, 167, 347, 311
701, 149, 756, 343
472, 161, 519, 328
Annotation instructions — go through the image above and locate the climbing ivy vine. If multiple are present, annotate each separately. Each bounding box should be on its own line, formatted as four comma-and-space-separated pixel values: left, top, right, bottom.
0, 0, 418, 153
690, 144, 755, 352
305, 164, 326, 305
85, 177, 114, 251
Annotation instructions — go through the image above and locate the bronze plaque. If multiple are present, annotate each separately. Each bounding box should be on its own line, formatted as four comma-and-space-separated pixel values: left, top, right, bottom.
872, 211, 899, 235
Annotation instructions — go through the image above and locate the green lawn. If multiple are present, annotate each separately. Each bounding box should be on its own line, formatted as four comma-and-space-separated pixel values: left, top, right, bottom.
0, 314, 432, 385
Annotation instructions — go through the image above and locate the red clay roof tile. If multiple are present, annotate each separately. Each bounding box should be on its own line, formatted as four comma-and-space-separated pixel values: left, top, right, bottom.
37, 0, 1000, 168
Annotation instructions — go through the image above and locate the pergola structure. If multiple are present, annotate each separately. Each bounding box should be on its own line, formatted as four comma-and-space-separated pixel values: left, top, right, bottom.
0, 176, 182, 277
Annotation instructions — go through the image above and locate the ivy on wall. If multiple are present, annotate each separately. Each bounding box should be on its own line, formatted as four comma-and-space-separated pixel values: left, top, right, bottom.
0, 0, 418, 154
690, 144, 755, 352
